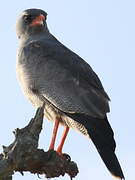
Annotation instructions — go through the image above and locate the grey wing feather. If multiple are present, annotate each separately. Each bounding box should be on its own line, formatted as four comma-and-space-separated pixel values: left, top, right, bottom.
22, 36, 110, 118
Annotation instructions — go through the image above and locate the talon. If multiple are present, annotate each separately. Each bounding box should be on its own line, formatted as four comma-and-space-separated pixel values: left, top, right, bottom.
62, 153, 71, 162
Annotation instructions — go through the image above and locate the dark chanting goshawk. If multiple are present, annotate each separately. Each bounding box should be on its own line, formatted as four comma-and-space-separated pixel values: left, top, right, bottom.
16, 8, 125, 179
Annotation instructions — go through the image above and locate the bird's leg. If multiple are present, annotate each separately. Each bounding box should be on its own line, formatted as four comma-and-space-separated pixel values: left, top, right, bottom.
49, 117, 60, 150
57, 126, 69, 154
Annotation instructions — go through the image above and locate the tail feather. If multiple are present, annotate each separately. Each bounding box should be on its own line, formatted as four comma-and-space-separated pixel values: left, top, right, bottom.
90, 130, 124, 179
66, 113, 125, 179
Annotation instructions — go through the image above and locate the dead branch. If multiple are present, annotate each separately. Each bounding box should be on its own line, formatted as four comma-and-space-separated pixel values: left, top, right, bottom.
0, 106, 78, 179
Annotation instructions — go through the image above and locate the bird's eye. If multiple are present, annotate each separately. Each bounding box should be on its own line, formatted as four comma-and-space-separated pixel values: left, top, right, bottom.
23, 15, 32, 22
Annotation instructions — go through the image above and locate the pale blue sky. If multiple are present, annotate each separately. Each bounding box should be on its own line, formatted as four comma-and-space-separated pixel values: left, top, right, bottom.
0, 0, 134, 179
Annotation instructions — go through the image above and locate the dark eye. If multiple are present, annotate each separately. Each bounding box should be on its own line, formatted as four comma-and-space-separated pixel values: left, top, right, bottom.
23, 15, 32, 22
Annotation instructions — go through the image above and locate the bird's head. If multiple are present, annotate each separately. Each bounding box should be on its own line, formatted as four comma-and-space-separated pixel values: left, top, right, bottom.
16, 8, 48, 39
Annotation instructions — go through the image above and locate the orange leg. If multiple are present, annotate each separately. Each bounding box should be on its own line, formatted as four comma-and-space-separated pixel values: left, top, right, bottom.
49, 118, 60, 150
57, 126, 69, 154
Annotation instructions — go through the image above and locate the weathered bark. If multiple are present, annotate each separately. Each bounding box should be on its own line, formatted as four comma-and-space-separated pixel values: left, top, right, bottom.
0, 106, 78, 179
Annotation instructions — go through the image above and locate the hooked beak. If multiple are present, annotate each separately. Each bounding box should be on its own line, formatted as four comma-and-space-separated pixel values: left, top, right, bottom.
30, 14, 45, 26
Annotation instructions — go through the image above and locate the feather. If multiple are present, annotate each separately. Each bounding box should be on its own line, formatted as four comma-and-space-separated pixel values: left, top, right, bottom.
65, 113, 125, 179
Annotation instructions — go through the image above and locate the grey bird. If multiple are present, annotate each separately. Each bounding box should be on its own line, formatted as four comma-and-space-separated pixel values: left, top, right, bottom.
16, 8, 124, 179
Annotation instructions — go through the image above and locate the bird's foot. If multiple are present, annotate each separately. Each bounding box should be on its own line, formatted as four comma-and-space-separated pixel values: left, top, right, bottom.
56, 146, 62, 155
49, 147, 71, 162
56, 150, 71, 162
62, 153, 71, 162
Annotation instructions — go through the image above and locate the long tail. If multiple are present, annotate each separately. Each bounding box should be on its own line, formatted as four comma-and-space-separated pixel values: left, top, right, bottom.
66, 113, 125, 179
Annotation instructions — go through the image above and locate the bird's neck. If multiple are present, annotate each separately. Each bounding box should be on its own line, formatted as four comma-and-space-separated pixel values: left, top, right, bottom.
19, 30, 50, 44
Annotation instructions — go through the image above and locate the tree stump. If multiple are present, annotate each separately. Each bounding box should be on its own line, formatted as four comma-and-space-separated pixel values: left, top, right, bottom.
0, 106, 79, 179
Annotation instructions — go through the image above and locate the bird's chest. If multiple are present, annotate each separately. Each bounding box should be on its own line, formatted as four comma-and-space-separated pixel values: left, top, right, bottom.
16, 61, 42, 107
16, 60, 61, 121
